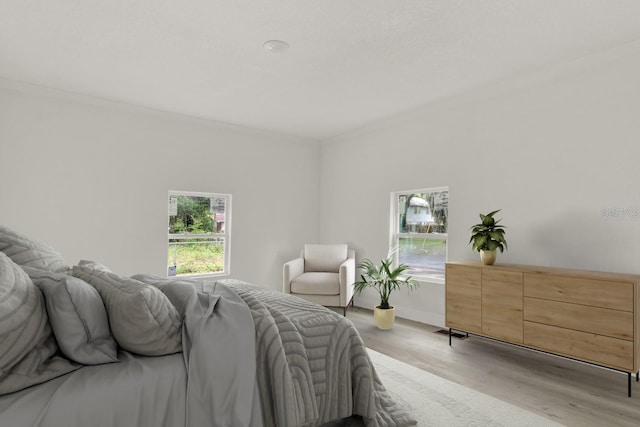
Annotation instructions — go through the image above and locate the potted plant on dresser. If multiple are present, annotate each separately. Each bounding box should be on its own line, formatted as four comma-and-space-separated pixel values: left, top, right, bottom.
353, 250, 418, 330
469, 209, 508, 265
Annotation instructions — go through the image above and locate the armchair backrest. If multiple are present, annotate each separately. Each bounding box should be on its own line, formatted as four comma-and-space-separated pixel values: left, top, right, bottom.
303, 244, 349, 273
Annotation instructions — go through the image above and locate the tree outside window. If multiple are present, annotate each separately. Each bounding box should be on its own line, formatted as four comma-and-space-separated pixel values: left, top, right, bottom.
168, 191, 231, 277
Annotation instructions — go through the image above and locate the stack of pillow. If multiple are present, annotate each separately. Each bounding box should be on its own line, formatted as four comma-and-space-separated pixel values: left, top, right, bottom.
0, 225, 182, 395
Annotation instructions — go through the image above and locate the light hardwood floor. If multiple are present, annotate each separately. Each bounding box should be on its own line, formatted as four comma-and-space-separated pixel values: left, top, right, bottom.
345, 307, 640, 427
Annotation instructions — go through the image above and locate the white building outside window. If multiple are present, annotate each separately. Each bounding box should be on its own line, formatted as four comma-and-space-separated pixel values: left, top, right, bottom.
390, 187, 448, 283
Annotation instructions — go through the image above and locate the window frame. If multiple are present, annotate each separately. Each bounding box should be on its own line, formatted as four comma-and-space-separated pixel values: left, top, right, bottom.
167, 190, 232, 278
389, 186, 448, 284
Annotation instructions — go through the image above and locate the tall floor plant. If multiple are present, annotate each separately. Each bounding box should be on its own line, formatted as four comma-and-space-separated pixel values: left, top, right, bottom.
353, 249, 418, 310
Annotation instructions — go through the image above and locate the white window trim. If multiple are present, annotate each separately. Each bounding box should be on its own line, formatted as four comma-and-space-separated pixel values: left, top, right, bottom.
168, 190, 232, 278
389, 186, 448, 284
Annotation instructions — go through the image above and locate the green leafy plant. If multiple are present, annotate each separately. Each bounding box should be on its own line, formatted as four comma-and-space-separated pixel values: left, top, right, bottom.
469, 209, 508, 253
353, 250, 418, 309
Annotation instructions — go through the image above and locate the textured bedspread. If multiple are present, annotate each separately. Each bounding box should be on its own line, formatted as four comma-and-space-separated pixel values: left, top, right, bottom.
221, 279, 415, 427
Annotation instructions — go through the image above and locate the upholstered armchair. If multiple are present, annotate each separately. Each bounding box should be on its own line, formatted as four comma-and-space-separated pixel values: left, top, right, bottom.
283, 244, 355, 315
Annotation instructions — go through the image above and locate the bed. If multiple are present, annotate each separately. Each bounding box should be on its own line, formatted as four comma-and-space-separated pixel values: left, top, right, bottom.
0, 225, 415, 427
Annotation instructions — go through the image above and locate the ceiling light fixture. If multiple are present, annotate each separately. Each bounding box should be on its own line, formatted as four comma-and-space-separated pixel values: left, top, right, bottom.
263, 40, 289, 53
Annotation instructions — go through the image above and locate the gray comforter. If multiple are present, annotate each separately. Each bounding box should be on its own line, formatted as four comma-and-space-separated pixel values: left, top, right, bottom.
0, 277, 415, 427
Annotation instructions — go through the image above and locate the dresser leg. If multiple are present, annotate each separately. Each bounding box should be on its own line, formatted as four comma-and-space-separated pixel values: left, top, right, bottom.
449, 328, 452, 346
628, 373, 632, 397
636, 371, 639, 382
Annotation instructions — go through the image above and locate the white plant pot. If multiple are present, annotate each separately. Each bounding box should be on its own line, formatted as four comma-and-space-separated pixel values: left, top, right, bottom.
374, 306, 396, 330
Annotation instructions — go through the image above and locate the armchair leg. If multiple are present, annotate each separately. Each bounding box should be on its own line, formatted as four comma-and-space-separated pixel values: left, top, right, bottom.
343, 296, 354, 316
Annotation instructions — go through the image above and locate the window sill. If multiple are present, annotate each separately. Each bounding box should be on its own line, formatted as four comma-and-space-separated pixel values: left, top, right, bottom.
412, 277, 445, 286
169, 272, 229, 279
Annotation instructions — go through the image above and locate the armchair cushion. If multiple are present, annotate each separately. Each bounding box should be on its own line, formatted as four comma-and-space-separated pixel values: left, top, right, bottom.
291, 272, 340, 295
304, 244, 348, 272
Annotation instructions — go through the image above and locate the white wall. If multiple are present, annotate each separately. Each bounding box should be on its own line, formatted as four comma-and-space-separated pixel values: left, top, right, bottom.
3, 41, 640, 327
320, 41, 640, 326
0, 81, 320, 289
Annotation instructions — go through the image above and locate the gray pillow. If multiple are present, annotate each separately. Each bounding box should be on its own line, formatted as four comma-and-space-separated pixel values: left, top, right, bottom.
0, 253, 79, 395
23, 267, 118, 365
132, 273, 209, 315
0, 225, 69, 273
73, 265, 182, 356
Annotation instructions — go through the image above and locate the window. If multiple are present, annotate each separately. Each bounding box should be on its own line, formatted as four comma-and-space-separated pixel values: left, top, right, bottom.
390, 187, 448, 283
168, 191, 231, 277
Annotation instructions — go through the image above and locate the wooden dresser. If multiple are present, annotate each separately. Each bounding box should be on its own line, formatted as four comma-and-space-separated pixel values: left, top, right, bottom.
445, 262, 640, 395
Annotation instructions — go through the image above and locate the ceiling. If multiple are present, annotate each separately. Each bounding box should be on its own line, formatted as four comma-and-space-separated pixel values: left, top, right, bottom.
2, 1, 640, 141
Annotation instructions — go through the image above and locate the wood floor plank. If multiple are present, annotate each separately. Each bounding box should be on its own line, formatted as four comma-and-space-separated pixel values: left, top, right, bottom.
345, 307, 640, 427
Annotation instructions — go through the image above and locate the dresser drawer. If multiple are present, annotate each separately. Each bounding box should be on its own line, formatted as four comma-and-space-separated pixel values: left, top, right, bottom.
524, 321, 634, 371
524, 273, 633, 311
524, 297, 633, 340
